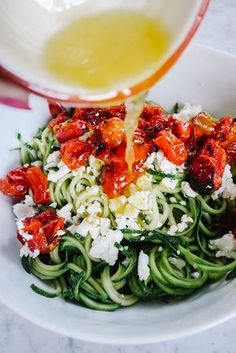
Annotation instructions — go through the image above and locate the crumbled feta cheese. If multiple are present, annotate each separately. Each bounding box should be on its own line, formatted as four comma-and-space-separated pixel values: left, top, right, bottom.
55, 230, 65, 237
87, 185, 100, 195
50, 202, 57, 209
174, 102, 202, 122
181, 214, 193, 223
89, 229, 123, 265
128, 191, 151, 210
161, 177, 178, 190
71, 166, 86, 177
87, 201, 102, 216
24, 195, 35, 206
123, 204, 140, 218
109, 195, 127, 213
135, 173, 153, 191
76, 205, 86, 217
167, 224, 179, 235
30, 160, 42, 167
138, 251, 150, 281
13, 203, 36, 220
180, 200, 187, 206
167, 214, 193, 235
170, 197, 177, 203
20, 244, 40, 258
57, 204, 73, 222
48, 160, 70, 182
168, 257, 186, 270
116, 215, 140, 230
191, 271, 200, 279
212, 164, 236, 200
209, 232, 236, 259
181, 181, 198, 198
145, 151, 185, 175
86, 155, 103, 177
158, 246, 163, 252
71, 216, 110, 239
45, 151, 61, 170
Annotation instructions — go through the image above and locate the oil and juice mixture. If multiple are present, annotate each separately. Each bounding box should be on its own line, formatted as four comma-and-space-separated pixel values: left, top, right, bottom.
43, 10, 172, 169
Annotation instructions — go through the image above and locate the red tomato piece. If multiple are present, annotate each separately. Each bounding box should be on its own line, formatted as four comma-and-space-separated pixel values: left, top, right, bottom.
72, 105, 126, 125
188, 140, 226, 193
192, 112, 216, 138
48, 112, 68, 130
48, 101, 65, 118
26, 166, 50, 204
133, 142, 153, 171
55, 120, 88, 143
212, 116, 233, 142
102, 162, 129, 198
172, 120, 192, 142
18, 210, 65, 254
0, 167, 29, 200
61, 139, 92, 170
100, 117, 125, 148
154, 130, 188, 165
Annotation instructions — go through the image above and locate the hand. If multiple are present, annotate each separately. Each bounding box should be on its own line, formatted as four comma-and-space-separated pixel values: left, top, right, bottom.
0, 66, 29, 109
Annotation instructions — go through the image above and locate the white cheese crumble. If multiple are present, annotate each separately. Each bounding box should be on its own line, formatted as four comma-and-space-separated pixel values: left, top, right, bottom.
191, 271, 200, 279
13, 200, 36, 220
89, 229, 123, 266
13, 195, 36, 220
174, 102, 202, 122
57, 204, 73, 222
209, 232, 236, 259
138, 251, 150, 281
167, 214, 193, 235
170, 197, 177, 203
69, 216, 110, 239
212, 164, 236, 200
128, 191, 151, 211
168, 257, 186, 270
20, 244, 40, 258
181, 181, 198, 198
144, 151, 185, 175
116, 215, 140, 230
87, 201, 102, 216
161, 177, 178, 190
45, 151, 61, 170
48, 160, 71, 183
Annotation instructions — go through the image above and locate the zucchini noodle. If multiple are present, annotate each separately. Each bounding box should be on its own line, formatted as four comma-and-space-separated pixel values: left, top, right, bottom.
13, 108, 236, 312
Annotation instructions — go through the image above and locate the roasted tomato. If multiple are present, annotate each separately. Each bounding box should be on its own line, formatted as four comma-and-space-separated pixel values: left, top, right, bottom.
100, 117, 125, 148
26, 166, 50, 204
61, 139, 92, 170
192, 112, 216, 138
55, 120, 88, 143
154, 130, 188, 165
72, 105, 126, 125
48, 101, 65, 118
212, 117, 233, 141
0, 167, 29, 199
188, 140, 226, 193
140, 104, 164, 127
48, 112, 68, 130
18, 210, 64, 254
133, 142, 153, 171
102, 162, 129, 198
172, 120, 192, 142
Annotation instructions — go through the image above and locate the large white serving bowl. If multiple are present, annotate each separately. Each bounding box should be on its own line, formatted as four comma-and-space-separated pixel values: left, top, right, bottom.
0, 44, 236, 344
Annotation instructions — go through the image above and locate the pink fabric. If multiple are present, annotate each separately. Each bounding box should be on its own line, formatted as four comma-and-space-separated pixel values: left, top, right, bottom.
0, 97, 29, 110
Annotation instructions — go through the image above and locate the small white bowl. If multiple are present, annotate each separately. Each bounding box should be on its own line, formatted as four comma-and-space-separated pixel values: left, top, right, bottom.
0, 44, 236, 344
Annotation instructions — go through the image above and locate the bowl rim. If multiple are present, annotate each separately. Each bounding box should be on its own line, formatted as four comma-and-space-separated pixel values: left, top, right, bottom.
0, 0, 210, 106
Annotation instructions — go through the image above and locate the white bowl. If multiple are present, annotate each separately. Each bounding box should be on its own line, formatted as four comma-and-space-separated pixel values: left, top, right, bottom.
0, 44, 236, 344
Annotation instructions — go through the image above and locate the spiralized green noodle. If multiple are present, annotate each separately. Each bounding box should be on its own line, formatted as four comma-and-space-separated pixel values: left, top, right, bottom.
17, 120, 236, 311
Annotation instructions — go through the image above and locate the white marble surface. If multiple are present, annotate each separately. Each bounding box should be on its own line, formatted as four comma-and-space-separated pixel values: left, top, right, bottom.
1, 0, 236, 352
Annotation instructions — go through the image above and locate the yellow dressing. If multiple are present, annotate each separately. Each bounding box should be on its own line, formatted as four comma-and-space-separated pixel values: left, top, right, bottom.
43, 10, 171, 91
